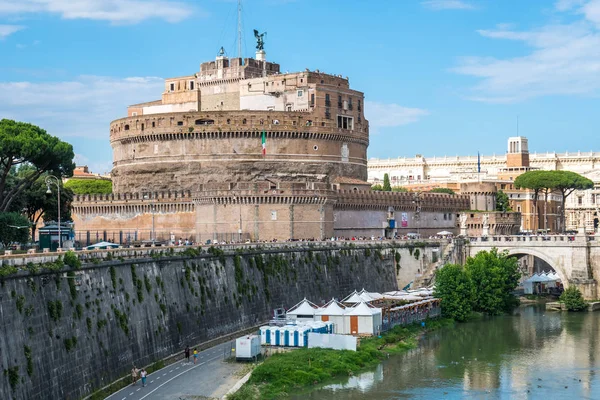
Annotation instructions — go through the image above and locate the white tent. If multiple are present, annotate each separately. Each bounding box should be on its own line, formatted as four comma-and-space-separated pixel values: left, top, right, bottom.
437, 231, 453, 236
315, 298, 347, 334
523, 273, 560, 294
286, 298, 319, 322
358, 289, 375, 302
86, 241, 119, 250
342, 290, 364, 304
344, 301, 382, 335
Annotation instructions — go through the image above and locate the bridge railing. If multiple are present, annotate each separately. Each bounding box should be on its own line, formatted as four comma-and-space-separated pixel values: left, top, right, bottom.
468, 234, 586, 243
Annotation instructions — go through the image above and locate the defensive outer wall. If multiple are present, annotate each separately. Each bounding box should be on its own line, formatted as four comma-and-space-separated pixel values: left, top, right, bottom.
0, 241, 448, 399
71, 187, 469, 244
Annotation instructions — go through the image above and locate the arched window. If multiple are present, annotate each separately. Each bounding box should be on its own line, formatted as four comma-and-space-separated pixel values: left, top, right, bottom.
124, 124, 130, 131
195, 119, 214, 125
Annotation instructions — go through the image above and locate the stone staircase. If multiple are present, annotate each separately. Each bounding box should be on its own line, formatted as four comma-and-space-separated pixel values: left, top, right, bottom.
412, 241, 456, 288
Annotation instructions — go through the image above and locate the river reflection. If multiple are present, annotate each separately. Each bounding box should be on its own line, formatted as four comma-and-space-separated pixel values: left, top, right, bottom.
294, 305, 600, 399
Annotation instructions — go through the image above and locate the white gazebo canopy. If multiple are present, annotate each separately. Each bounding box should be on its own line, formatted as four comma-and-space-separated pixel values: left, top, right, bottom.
286, 298, 319, 316
342, 290, 364, 304
315, 298, 347, 316
344, 301, 382, 316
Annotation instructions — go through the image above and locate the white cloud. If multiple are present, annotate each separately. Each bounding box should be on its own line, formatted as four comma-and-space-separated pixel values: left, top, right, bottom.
0, 75, 164, 138
421, 0, 475, 11
0, 0, 194, 24
365, 101, 429, 132
453, 0, 600, 102
0, 24, 24, 38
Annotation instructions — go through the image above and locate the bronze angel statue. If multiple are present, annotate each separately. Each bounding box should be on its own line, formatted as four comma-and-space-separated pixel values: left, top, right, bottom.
254, 29, 266, 50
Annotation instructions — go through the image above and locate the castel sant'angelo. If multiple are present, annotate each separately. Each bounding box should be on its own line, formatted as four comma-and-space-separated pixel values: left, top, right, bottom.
71, 38, 470, 244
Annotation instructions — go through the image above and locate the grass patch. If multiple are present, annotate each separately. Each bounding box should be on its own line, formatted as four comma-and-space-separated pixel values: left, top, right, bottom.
232, 318, 453, 399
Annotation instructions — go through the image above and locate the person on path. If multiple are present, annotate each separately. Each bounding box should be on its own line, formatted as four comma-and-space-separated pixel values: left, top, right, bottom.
140, 369, 147, 387
131, 366, 139, 385
184, 346, 190, 362
193, 348, 198, 364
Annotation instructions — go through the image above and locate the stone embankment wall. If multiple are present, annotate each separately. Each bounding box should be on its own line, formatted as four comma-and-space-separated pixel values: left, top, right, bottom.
0, 242, 405, 400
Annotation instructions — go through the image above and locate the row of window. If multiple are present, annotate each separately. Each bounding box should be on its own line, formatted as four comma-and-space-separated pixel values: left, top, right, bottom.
323, 94, 361, 111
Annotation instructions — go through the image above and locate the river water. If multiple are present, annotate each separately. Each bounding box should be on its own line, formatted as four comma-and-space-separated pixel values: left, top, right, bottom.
294, 305, 600, 400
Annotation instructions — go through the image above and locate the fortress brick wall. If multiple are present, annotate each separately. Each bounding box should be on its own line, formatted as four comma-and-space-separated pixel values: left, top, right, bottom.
71, 189, 470, 243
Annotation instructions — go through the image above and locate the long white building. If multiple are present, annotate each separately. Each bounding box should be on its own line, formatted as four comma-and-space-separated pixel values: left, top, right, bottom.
367, 137, 600, 232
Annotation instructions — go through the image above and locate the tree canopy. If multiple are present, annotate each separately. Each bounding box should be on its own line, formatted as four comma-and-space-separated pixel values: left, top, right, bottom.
392, 187, 408, 192
465, 249, 521, 315
434, 263, 473, 322
64, 179, 112, 195
430, 188, 455, 195
496, 190, 511, 212
383, 173, 392, 191
435, 249, 521, 320
0, 212, 30, 247
514, 170, 593, 231
0, 120, 75, 212
371, 184, 383, 191
8, 170, 73, 239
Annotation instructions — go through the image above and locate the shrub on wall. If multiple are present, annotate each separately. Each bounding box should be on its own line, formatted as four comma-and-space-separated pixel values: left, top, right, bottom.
560, 286, 587, 311
64, 179, 112, 195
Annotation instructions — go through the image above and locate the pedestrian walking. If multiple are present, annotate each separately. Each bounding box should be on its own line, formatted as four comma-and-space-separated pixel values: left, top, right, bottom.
131, 366, 139, 385
193, 348, 198, 364
140, 369, 147, 387
184, 346, 190, 362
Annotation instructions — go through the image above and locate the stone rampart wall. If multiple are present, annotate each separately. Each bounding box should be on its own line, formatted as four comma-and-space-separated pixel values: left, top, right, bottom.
0, 243, 399, 399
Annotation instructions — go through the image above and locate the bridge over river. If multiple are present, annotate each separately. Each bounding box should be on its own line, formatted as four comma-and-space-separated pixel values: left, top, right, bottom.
467, 233, 600, 299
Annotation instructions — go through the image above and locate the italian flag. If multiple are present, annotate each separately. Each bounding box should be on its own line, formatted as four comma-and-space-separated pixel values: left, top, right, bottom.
261, 130, 266, 157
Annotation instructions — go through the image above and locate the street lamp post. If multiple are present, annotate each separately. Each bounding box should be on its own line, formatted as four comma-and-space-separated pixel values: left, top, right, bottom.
45, 176, 61, 250
142, 191, 155, 241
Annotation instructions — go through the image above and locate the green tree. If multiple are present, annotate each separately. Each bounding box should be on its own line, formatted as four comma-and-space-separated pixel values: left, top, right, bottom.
496, 190, 511, 212
560, 286, 587, 311
8, 169, 73, 240
371, 184, 383, 191
392, 187, 408, 192
514, 171, 548, 231
430, 188, 455, 195
434, 264, 473, 322
465, 249, 520, 315
64, 179, 112, 195
515, 170, 593, 232
551, 171, 593, 232
383, 173, 392, 192
0, 212, 30, 247
0, 120, 75, 212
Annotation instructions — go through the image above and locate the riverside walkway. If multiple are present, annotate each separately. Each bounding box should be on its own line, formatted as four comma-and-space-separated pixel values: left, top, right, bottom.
105, 340, 242, 400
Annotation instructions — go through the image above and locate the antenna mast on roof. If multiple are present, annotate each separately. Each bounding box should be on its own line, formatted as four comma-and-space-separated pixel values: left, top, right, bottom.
237, 0, 242, 59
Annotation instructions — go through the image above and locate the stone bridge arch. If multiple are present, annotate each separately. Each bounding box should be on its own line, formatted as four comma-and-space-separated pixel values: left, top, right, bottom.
502, 247, 569, 288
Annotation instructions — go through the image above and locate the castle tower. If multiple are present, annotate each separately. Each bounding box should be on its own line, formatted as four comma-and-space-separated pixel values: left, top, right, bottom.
506, 136, 529, 168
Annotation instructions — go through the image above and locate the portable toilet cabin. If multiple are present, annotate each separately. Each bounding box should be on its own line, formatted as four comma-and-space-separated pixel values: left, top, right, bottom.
270, 327, 280, 346
344, 301, 383, 335
282, 326, 293, 347
297, 326, 310, 347
259, 326, 271, 345
286, 298, 320, 322
315, 298, 347, 334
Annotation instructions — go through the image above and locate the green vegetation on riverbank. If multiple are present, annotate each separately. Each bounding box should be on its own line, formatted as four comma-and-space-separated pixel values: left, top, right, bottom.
227, 318, 453, 400
435, 249, 520, 321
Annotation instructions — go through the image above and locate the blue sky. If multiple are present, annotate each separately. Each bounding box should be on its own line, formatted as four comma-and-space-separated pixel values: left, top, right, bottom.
1, 0, 600, 174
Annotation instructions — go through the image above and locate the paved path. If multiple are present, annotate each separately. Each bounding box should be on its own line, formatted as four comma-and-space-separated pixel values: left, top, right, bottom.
106, 340, 244, 400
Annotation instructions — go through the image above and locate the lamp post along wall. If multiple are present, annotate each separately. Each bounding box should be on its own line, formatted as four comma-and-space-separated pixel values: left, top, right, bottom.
45, 175, 61, 250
